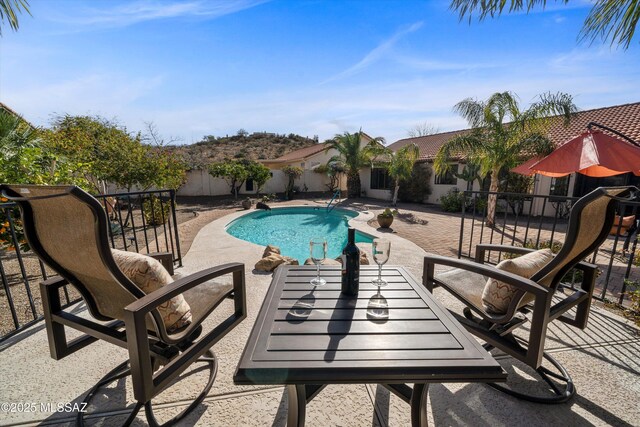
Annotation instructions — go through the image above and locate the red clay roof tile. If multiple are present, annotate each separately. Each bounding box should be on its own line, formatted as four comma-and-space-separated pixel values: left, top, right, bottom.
389, 102, 640, 161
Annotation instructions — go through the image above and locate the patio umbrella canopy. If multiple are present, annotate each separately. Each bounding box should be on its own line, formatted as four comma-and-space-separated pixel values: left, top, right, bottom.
515, 130, 640, 178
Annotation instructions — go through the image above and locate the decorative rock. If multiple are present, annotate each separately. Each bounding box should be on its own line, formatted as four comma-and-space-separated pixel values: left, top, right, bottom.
255, 254, 286, 272
333, 253, 369, 265
262, 245, 281, 258
282, 256, 299, 266
306, 257, 341, 266
360, 252, 370, 265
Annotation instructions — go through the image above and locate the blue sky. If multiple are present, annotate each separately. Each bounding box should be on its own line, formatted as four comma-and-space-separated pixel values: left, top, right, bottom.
1, 0, 639, 145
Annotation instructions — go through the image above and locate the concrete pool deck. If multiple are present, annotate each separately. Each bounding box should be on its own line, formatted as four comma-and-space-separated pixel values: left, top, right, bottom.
0, 199, 639, 426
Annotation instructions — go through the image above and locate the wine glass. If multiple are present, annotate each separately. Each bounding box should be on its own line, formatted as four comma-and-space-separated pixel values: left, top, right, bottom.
309, 239, 327, 286
372, 238, 390, 287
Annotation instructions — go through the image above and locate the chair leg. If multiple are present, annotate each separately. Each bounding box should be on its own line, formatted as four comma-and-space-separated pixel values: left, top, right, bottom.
145, 349, 218, 427
78, 350, 217, 426
484, 349, 575, 404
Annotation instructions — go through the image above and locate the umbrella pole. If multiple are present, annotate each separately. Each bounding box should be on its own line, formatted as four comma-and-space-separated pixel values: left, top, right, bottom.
588, 122, 640, 148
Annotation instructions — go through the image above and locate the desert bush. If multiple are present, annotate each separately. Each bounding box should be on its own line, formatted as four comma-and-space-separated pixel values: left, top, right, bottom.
143, 196, 171, 225
440, 188, 465, 213
398, 163, 432, 203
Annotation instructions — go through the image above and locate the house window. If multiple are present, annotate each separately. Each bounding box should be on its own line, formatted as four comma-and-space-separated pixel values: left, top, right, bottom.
245, 179, 254, 192
370, 168, 391, 190
435, 167, 457, 185
550, 176, 570, 196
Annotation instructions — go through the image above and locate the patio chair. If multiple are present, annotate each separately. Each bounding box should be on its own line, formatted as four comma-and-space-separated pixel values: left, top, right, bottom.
0, 184, 246, 426
422, 186, 635, 403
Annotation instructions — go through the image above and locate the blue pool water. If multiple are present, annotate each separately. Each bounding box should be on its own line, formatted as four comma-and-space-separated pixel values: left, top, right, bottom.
226, 207, 374, 263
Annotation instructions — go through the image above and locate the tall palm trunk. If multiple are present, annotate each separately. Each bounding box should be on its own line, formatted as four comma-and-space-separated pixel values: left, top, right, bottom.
347, 172, 361, 198
486, 168, 500, 227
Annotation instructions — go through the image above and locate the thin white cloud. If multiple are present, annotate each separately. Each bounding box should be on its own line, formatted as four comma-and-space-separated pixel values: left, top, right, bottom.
322, 21, 424, 84
49, 0, 269, 29
393, 54, 501, 72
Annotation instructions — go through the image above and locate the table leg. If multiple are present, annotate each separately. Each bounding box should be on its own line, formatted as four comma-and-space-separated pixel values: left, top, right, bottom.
287, 384, 306, 427
410, 383, 429, 427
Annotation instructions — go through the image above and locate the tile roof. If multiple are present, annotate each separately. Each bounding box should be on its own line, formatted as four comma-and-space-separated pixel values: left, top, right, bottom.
264, 133, 375, 164
388, 102, 640, 161
263, 143, 327, 163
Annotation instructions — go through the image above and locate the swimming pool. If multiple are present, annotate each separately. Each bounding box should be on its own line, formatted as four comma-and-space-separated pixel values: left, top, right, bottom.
226, 207, 374, 263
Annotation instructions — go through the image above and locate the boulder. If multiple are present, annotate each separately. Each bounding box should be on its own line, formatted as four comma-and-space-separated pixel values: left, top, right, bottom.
334, 253, 369, 265
360, 252, 370, 265
255, 254, 286, 272
262, 244, 280, 258
306, 257, 341, 266
282, 256, 299, 266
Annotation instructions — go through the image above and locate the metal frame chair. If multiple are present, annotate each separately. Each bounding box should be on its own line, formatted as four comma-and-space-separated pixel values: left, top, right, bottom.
1, 184, 246, 425
423, 186, 635, 403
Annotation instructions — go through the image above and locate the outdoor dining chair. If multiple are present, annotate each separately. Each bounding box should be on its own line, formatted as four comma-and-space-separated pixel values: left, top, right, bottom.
0, 184, 246, 426
422, 186, 636, 403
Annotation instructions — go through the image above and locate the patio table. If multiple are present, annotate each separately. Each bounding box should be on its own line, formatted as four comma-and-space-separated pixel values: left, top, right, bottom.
234, 265, 506, 426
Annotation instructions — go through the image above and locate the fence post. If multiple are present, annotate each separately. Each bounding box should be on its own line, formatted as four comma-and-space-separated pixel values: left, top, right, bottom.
170, 190, 183, 267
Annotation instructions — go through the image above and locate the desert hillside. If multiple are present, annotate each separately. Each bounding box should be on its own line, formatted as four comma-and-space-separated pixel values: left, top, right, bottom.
166, 131, 319, 169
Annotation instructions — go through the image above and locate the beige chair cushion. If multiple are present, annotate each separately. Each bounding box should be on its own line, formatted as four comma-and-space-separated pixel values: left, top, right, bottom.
112, 249, 192, 332
434, 268, 486, 310
482, 249, 554, 314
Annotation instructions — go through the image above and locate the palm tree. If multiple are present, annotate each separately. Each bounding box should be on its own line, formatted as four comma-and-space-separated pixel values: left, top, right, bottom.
0, 108, 42, 183
325, 131, 385, 198
434, 91, 577, 227
450, 0, 639, 49
387, 143, 420, 206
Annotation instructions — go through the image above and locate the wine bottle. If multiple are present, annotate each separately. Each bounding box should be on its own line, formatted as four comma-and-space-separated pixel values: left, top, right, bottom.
341, 228, 360, 296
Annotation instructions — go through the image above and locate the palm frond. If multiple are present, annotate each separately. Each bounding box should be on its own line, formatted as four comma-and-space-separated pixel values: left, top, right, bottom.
434, 132, 483, 174
0, 0, 31, 35
453, 98, 486, 128
580, 0, 640, 49
450, 0, 566, 22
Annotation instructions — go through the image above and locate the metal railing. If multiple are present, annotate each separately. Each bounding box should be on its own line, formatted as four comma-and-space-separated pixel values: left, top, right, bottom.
0, 189, 182, 342
458, 190, 639, 306
326, 189, 341, 212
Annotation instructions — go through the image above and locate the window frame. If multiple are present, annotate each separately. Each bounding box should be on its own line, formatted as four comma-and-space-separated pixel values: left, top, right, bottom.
434, 166, 458, 186
370, 167, 392, 190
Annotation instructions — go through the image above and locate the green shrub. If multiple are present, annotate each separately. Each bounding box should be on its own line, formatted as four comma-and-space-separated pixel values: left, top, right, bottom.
440, 188, 464, 213
466, 195, 487, 213
143, 196, 170, 225
398, 163, 432, 203
624, 279, 640, 325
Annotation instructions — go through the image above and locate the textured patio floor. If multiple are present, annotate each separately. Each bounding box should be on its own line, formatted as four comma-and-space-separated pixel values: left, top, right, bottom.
0, 199, 638, 426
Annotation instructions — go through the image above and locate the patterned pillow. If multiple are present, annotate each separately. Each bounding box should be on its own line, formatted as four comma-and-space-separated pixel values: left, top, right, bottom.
112, 249, 192, 333
481, 249, 554, 314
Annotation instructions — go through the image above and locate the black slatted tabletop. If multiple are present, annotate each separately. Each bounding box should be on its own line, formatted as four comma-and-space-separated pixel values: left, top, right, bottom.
234, 266, 506, 385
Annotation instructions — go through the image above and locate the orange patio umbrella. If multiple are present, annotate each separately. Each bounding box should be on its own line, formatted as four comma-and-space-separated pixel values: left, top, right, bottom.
513, 123, 640, 178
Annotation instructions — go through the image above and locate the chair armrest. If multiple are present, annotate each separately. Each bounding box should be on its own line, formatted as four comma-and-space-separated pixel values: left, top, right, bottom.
423, 254, 554, 361
123, 263, 246, 402
423, 254, 553, 329
124, 263, 245, 317
475, 244, 535, 263
41, 275, 69, 289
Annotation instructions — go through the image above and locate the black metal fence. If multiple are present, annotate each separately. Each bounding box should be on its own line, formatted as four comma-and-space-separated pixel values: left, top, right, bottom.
458, 190, 639, 306
0, 189, 181, 342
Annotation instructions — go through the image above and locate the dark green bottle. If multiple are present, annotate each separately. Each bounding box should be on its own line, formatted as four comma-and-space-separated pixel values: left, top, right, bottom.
341, 228, 360, 295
